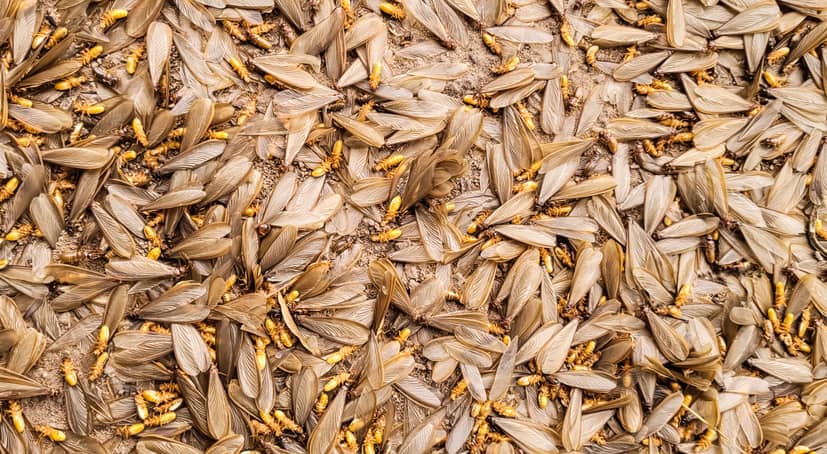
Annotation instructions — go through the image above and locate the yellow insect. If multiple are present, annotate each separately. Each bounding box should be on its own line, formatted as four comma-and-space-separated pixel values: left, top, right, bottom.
463, 94, 491, 109
78, 45, 103, 65
651, 79, 673, 90
248, 32, 272, 49
383, 195, 402, 225
450, 379, 468, 400
314, 392, 329, 413
127, 44, 146, 75
634, 83, 658, 95
636, 15, 662, 26
517, 374, 543, 386
88, 352, 109, 381
0, 177, 19, 203
223, 21, 248, 41
323, 345, 358, 365
61, 357, 78, 387
155, 398, 184, 414
763, 70, 785, 87
512, 181, 538, 193
692, 70, 714, 84
364, 428, 378, 454
247, 22, 278, 35
228, 56, 250, 82
482, 32, 502, 55
516, 160, 542, 181
143, 224, 162, 248
371, 228, 402, 242
8, 94, 32, 108
67, 121, 85, 143
118, 423, 145, 438
55, 76, 87, 91
767, 47, 790, 65
560, 17, 576, 47
142, 389, 178, 404
487, 321, 507, 335
94, 324, 110, 355
343, 428, 359, 450
623, 45, 638, 62
554, 246, 574, 268
134, 393, 149, 420
560, 74, 570, 100
539, 247, 554, 273
144, 412, 176, 427
32, 24, 51, 49
255, 336, 270, 371
641, 139, 661, 157
285, 289, 300, 303
492, 55, 520, 74
323, 372, 351, 392
159, 382, 179, 394
373, 154, 406, 173
379, 2, 406, 19
467, 210, 490, 235
659, 116, 689, 129
100, 9, 129, 30
815, 218, 827, 240
342, 0, 355, 28
7, 401, 23, 433
35, 425, 66, 442
669, 132, 694, 144
132, 117, 149, 147
515, 101, 535, 130
207, 130, 230, 140
586, 45, 599, 67
73, 101, 105, 115
394, 328, 411, 345
265, 318, 294, 348
370, 62, 383, 89
5, 224, 38, 241
45, 27, 68, 49
258, 410, 280, 434
789, 446, 816, 454
311, 139, 344, 177
357, 100, 375, 121
774, 282, 786, 309
237, 96, 257, 125
674, 284, 691, 307
273, 410, 303, 433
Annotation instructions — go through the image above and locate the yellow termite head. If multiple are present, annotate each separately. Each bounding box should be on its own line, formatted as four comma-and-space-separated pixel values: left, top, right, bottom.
119, 423, 145, 438
371, 228, 402, 242
369, 62, 383, 89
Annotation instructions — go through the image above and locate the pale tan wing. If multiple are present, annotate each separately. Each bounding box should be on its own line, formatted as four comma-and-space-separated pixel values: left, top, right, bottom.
29, 193, 63, 247
146, 21, 172, 86
492, 417, 560, 453
171, 323, 212, 376
568, 247, 602, 304
291, 8, 345, 56
307, 387, 346, 454
207, 366, 232, 439
400, 0, 451, 45
562, 388, 583, 451
537, 320, 578, 374
636, 390, 684, 441
715, 1, 780, 35
90, 202, 134, 258
0, 366, 50, 399
489, 335, 517, 402
12, 0, 36, 65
